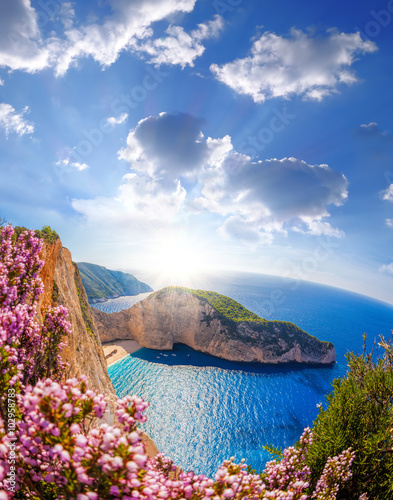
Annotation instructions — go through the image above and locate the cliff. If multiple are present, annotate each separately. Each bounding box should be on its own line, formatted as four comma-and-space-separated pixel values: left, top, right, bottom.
37, 238, 159, 455
92, 287, 336, 365
77, 262, 153, 303
38, 239, 118, 424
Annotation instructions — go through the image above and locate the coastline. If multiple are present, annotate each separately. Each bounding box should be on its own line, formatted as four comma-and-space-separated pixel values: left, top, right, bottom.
102, 339, 143, 367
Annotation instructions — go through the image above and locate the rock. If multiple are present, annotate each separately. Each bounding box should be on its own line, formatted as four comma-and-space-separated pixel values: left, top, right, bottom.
38, 240, 118, 424
92, 287, 336, 365
35, 238, 162, 456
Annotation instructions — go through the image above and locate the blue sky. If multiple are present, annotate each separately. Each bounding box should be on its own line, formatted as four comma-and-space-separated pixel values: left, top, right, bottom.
1, 0, 393, 303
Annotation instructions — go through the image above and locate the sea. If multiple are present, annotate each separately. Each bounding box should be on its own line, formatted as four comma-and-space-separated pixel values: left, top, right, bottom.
95, 272, 393, 477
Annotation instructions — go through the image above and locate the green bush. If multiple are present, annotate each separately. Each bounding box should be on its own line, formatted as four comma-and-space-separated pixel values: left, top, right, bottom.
305, 334, 393, 499
2, 223, 59, 244
35, 225, 59, 244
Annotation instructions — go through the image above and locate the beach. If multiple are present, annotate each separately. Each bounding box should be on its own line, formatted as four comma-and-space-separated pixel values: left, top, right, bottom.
102, 339, 142, 366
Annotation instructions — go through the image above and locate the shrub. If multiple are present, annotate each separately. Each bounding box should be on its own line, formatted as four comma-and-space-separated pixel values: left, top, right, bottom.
305, 336, 393, 499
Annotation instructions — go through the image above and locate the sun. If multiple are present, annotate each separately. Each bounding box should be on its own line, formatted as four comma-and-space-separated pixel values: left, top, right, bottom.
148, 231, 209, 286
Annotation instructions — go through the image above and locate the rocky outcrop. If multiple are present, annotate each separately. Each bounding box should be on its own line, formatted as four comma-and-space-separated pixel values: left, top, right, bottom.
92, 288, 336, 365
37, 238, 159, 455
38, 240, 118, 424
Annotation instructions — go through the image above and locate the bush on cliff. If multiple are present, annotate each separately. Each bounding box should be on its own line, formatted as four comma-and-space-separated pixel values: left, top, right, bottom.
0, 226, 367, 499
304, 336, 393, 500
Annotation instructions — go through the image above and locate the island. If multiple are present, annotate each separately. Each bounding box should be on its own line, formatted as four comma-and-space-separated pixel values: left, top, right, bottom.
92, 286, 336, 365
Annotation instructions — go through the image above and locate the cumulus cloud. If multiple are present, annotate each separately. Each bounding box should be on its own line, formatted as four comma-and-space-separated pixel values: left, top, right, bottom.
133, 15, 223, 68
118, 112, 213, 183
192, 156, 348, 239
381, 184, 393, 202
0, 0, 50, 72
106, 112, 128, 126
52, 0, 199, 75
0, 0, 221, 76
218, 216, 275, 245
211, 28, 377, 102
379, 263, 393, 275
386, 219, 393, 227
73, 112, 348, 244
49, 0, 221, 76
0, 103, 34, 137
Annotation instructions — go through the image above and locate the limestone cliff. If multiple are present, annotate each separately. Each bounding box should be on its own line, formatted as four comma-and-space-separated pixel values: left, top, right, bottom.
38, 239, 117, 424
92, 287, 336, 365
37, 239, 159, 455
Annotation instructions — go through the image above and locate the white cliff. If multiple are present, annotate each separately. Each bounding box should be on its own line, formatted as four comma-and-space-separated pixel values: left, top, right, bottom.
92, 288, 336, 365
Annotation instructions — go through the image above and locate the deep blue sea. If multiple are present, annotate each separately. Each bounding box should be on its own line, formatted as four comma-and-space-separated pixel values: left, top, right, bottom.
102, 272, 393, 477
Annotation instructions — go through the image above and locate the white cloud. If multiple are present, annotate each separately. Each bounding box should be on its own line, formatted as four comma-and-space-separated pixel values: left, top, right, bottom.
361, 122, 379, 130
59, 2, 76, 30
293, 219, 345, 238
386, 219, 393, 227
0, 0, 50, 73
193, 156, 348, 239
0, 103, 34, 137
133, 15, 223, 68
72, 173, 186, 228
1, 0, 220, 76
211, 29, 377, 102
56, 158, 89, 171
52, 0, 198, 76
106, 112, 128, 126
381, 184, 393, 202
0, 78, 4, 86
358, 121, 393, 139
118, 112, 213, 183
218, 216, 275, 245
379, 263, 393, 275
74, 112, 348, 245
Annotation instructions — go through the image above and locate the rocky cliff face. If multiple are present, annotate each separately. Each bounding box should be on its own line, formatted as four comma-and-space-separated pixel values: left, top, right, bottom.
92, 288, 336, 365
38, 239, 117, 424
36, 238, 159, 454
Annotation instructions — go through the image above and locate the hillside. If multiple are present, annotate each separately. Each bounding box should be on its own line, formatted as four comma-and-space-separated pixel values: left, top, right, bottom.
93, 287, 336, 365
169, 287, 264, 323
77, 262, 153, 303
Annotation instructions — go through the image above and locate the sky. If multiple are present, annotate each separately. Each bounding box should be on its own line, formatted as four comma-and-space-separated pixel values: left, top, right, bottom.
1, 0, 393, 304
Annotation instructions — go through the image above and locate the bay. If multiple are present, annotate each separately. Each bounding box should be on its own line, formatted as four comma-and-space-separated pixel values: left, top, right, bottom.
105, 273, 393, 476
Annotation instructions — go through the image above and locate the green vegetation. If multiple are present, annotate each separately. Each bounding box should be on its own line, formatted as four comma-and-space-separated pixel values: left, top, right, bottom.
160, 286, 267, 323
305, 335, 393, 499
51, 281, 59, 303
36, 225, 59, 244
0, 221, 59, 244
77, 262, 152, 303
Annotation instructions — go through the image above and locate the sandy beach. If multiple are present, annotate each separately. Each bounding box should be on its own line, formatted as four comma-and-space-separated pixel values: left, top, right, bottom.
102, 339, 143, 366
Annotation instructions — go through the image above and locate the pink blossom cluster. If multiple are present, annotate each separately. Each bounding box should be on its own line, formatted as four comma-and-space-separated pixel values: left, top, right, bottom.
312, 448, 355, 500
0, 225, 365, 499
0, 226, 70, 414
263, 427, 311, 494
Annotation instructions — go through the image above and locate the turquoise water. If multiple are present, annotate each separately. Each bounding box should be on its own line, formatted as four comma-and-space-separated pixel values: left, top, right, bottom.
106, 273, 393, 477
